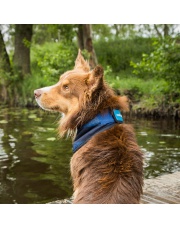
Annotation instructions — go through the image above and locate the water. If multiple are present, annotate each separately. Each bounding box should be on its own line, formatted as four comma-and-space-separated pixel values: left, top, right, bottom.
0, 107, 179, 204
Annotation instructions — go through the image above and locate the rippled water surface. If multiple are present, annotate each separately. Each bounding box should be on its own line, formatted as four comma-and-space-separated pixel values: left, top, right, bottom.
0, 107, 179, 203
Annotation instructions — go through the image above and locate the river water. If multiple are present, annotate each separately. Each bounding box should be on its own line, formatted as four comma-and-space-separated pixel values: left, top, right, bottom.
0, 107, 179, 204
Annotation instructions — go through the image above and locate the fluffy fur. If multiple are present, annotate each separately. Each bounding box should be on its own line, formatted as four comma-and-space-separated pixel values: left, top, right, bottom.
34, 50, 144, 203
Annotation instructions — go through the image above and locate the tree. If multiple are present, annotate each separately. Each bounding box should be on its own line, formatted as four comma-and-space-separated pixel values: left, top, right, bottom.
130, 37, 180, 90
139, 24, 178, 38
92, 24, 112, 39
112, 24, 136, 38
77, 24, 97, 68
0, 28, 11, 73
14, 24, 33, 78
32, 24, 76, 44
154, 24, 170, 38
0, 28, 12, 102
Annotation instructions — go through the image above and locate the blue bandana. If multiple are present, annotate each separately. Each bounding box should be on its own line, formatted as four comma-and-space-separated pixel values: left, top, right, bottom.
73, 109, 123, 153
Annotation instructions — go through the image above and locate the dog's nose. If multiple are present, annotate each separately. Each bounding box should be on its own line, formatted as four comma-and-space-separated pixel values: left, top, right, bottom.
34, 89, 42, 98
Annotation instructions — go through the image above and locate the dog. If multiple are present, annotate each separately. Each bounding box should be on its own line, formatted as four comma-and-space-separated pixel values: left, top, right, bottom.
34, 50, 144, 204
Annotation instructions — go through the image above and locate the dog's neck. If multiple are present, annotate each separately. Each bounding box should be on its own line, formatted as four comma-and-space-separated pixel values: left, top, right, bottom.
73, 109, 123, 153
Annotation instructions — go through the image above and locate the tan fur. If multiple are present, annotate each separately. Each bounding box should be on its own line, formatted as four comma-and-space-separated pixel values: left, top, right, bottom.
34, 50, 144, 204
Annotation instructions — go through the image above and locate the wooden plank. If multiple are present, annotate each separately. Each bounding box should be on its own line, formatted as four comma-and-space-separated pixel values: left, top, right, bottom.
142, 172, 180, 204
48, 172, 180, 204
141, 192, 179, 204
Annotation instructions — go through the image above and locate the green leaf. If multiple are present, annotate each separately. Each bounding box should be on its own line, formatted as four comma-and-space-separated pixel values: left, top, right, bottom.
47, 137, 56, 141
0, 120, 8, 124
28, 114, 37, 119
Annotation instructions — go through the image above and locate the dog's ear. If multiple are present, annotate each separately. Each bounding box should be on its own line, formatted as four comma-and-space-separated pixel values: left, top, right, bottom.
74, 49, 90, 72
87, 65, 104, 91
92, 65, 104, 78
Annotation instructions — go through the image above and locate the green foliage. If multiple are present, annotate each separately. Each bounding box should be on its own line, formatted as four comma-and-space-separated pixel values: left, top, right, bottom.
105, 72, 169, 110
92, 25, 112, 39
0, 41, 79, 106
130, 37, 180, 90
94, 37, 154, 73
23, 38, 31, 48
31, 42, 77, 84
32, 24, 76, 44
2, 24, 180, 109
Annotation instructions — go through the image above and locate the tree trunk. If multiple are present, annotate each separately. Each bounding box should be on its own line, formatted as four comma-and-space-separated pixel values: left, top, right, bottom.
0, 29, 12, 73
77, 24, 84, 50
14, 24, 33, 78
0, 29, 12, 103
164, 24, 169, 37
77, 24, 97, 68
113, 24, 120, 37
154, 24, 163, 39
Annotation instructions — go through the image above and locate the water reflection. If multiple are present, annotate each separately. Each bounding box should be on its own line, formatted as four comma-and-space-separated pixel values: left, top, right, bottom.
129, 117, 180, 179
0, 107, 179, 203
0, 108, 72, 204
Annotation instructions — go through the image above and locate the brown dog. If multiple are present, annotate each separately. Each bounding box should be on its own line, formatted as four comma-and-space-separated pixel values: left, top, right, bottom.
34, 50, 143, 204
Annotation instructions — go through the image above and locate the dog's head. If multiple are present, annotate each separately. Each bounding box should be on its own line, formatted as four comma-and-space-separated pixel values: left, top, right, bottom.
34, 50, 102, 113
34, 50, 129, 137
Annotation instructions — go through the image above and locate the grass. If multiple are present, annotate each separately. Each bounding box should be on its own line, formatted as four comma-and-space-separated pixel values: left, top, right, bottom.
105, 72, 170, 110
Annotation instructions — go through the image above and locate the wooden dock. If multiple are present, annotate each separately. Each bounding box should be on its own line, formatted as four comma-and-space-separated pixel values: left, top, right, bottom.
48, 171, 180, 204
141, 171, 180, 204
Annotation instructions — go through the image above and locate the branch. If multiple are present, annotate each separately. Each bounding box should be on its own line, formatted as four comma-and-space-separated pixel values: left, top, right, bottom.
154, 24, 163, 38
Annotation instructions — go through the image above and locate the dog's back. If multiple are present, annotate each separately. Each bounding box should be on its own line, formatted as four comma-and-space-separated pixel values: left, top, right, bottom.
71, 123, 143, 204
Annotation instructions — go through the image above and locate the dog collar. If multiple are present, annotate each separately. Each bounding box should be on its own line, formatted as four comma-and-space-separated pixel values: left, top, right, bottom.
73, 109, 123, 153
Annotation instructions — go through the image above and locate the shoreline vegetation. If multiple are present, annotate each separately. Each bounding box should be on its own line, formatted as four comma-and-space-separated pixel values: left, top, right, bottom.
0, 25, 179, 118
1, 73, 180, 119
106, 75, 180, 119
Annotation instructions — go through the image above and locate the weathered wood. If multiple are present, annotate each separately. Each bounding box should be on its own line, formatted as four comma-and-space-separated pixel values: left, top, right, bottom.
141, 171, 180, 204
48, 172, 180, 204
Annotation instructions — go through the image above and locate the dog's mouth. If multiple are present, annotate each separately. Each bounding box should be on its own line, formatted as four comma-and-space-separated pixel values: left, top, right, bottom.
35, 98, 60, 112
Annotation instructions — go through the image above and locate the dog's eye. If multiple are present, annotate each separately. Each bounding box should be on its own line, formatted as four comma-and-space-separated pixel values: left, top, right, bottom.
63, 85, 69, 90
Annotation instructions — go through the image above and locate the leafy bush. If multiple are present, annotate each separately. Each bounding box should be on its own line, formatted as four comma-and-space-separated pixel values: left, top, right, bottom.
94, 37, 154, 73
130, 37, 180, 90
31, 42, 77, 84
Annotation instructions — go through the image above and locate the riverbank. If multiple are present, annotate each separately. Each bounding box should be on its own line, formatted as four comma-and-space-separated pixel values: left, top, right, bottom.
107, 75, 180, 119
1, 89, 180, 120
122, 89, 180, 119
1, 72, 180, 120
48, 171, 180, 204
130, 102, 180, 119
